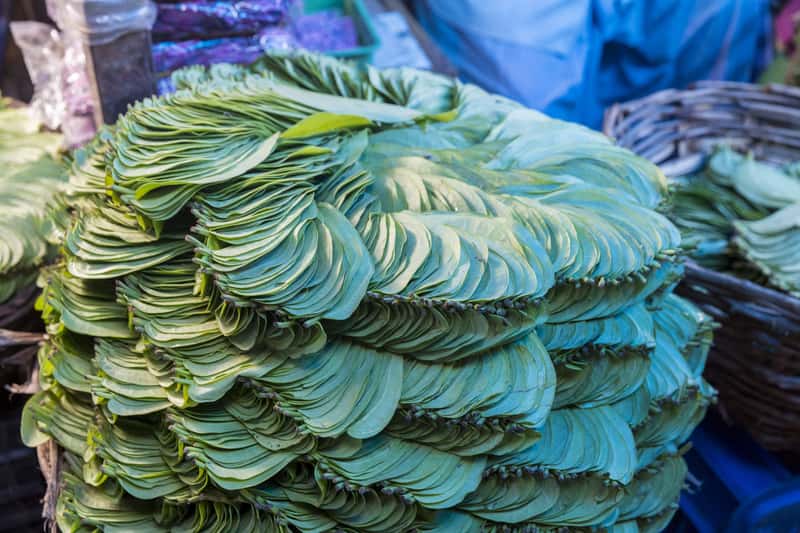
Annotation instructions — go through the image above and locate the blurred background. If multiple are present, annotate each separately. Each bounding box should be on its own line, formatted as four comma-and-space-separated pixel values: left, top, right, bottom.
0, 0, 784, 127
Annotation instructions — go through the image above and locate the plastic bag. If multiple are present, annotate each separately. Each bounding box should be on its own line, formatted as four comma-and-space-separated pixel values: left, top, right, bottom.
9, 22, 65, 131
152, 1, 293, 41
60, 36, 97, 147
10, 21, 96, 147
150, 0, 357, 75
152, 26, 297, 73
54, 0, 157, 45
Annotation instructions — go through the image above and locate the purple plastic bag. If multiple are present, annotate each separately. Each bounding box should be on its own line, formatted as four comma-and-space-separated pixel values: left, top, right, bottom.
152, 26, 297, 72
152, 4, 359, 75
153, 1, 293, 41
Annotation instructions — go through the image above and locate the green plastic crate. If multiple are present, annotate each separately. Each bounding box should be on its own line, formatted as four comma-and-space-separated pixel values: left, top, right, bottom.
302, 0, 381, 64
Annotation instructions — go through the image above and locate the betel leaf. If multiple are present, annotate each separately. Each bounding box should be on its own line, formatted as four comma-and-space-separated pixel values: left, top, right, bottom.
282, 112, 374, 139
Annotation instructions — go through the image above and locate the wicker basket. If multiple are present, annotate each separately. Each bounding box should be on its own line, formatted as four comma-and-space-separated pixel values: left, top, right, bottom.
603, 81, 800, 453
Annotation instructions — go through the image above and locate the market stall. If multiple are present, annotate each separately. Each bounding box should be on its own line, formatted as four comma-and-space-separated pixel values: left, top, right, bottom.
0, 2, 798, 532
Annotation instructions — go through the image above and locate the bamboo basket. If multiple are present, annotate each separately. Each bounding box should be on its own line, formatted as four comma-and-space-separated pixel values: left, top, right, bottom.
603, 80, 800, 452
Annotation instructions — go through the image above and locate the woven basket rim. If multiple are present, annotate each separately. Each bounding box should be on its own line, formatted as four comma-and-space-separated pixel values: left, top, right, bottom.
603, 81, 800, 317
683, 261, 800, 317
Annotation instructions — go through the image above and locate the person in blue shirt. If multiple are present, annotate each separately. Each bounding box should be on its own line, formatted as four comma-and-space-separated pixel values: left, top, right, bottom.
412, 0, 772, 128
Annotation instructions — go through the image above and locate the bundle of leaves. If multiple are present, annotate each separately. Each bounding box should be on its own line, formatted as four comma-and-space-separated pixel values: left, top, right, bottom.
670, 147, 800, 296
22, 54, 713, 533
0, 99, 65, 389
0, 99, 64, 310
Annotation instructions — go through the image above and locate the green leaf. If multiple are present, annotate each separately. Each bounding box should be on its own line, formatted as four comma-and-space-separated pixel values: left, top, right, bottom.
282, 112, 373, 139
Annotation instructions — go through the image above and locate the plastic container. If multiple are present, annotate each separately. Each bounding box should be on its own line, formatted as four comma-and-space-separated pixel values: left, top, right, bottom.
302, 0, 379, 64
726, 479, 800, 533
678, 411, 795, 533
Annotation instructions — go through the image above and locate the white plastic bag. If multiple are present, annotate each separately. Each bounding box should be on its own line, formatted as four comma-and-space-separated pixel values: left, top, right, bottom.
9, 22, 65, 131
52, 0, 156, 45
10, 20, 97, 147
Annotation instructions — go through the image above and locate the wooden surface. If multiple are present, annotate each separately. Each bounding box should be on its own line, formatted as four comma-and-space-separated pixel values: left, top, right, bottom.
364, 0, 456, 76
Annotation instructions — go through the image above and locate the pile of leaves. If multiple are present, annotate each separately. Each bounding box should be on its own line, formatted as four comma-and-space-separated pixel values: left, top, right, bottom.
0, 99, 64, 311
670, 147, 800, 296
0, 98, 64, 388
22, 54, 713, 532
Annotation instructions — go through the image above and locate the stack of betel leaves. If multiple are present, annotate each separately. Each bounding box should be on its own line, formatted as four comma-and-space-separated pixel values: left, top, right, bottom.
670, 146, 800, 296
0, 98, 64, 331
22, 54, 714, 532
